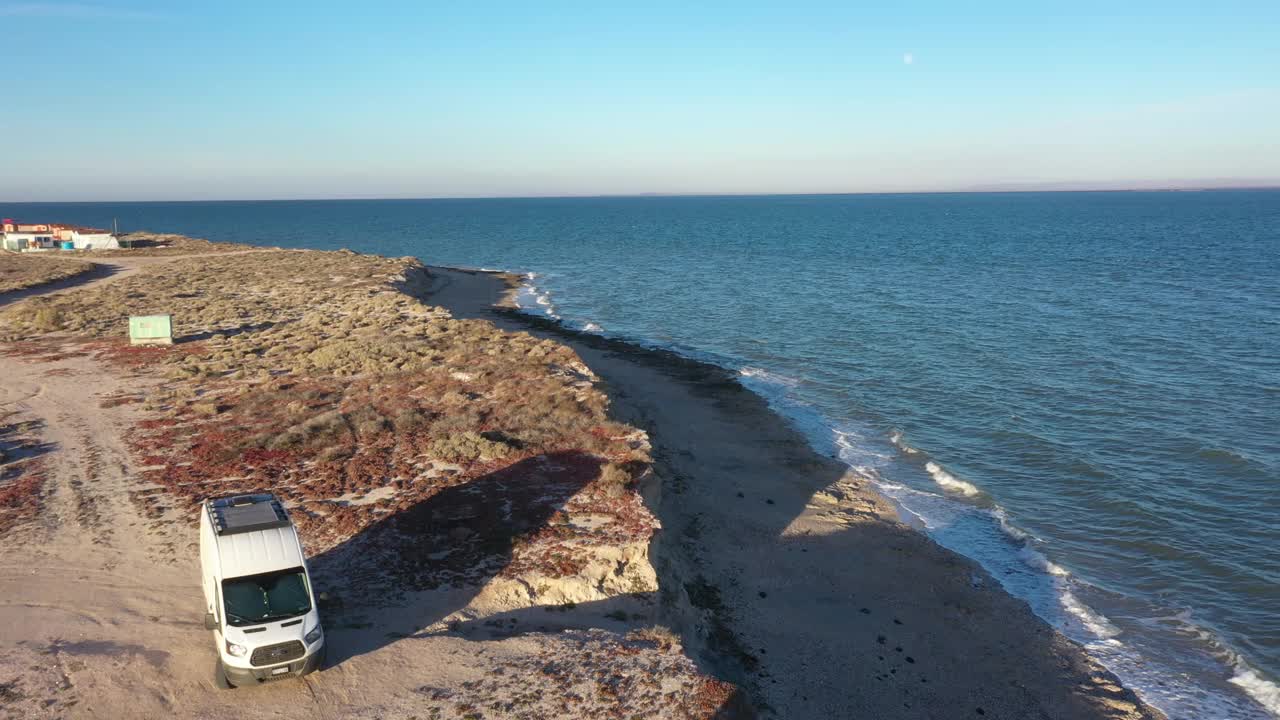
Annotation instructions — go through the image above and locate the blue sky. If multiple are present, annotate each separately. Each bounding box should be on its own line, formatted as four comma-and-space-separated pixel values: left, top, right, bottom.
2, 1, 1278, 200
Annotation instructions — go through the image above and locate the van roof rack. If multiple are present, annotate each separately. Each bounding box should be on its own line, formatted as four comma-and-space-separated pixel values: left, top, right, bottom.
207, 493, 290, 536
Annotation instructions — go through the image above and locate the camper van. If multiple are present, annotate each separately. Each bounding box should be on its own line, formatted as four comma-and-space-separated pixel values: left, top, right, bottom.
199, 493, 325, 687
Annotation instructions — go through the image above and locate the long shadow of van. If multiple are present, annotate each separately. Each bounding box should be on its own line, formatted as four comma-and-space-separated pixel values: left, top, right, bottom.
307, 450, 602, 667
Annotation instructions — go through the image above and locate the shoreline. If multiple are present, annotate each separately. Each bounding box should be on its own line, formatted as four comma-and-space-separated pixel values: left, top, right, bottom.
437, 263, 1280, 720
423, 265, 1164, 719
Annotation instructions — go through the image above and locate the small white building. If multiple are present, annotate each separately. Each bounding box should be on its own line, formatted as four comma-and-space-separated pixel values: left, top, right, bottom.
1, 218, 119, 250
66, 229, 120, 249
1, 231, 56, 251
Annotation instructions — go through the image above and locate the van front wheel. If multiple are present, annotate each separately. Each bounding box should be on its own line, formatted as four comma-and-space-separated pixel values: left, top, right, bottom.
214, 658, 236, 690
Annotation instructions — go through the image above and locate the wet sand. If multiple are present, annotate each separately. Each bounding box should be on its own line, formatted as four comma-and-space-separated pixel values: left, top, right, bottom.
424, 266, 1164, 720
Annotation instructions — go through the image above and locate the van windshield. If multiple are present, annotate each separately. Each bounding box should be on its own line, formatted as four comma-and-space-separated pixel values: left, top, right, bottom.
221, 567, 311, 626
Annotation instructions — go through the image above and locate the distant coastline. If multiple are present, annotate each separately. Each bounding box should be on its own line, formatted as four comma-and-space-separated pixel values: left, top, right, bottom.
4, 183, 1280, 205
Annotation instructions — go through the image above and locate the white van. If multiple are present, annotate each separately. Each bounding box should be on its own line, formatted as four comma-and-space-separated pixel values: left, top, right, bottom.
199, 493, 325, 687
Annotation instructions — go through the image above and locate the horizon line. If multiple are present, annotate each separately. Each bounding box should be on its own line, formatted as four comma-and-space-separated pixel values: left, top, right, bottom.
4, 184, 1280, 205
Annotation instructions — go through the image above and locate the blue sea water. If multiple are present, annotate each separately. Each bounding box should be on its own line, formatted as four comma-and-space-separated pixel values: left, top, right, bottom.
9, 191, 1280, 718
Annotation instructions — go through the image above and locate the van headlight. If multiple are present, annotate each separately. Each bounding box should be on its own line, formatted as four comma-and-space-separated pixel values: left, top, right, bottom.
305, 625, 322, 645
225, 640, 248, 658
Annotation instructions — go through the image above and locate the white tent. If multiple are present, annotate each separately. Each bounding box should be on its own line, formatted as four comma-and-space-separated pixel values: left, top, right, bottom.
71, 232, 121, 250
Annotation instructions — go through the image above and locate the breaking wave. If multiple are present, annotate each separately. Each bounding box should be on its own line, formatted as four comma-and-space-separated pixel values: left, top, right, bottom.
739, 366, 800, 388
889, 429, 921, 455
924, 461, 981, 497
1231, 662, 1280, 716
513, 272, 561, 320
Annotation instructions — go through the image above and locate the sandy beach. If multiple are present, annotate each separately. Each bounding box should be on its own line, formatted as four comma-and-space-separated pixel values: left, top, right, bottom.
425, 266, 1164, 720
0, 243, 1159, 719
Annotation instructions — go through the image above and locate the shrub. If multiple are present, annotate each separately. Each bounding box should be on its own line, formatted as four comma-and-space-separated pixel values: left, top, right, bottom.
392, 408, 429, 431
426, 431, 513, 463
598, 463, 632, 498
191, 401, 223, 416
627, 626, 680, 651
32, 306, 64, 332
355, 416, 389, 438
266, 410, 349, 450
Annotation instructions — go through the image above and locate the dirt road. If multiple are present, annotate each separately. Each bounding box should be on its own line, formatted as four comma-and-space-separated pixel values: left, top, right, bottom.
0, 354, 228, 717
1, 252, 262, 717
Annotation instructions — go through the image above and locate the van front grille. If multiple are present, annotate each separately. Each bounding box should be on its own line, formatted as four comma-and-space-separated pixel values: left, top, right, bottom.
250, 640, 305, 667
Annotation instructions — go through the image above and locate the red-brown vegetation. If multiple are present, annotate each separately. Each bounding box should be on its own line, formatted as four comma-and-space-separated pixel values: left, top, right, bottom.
0, 248, 657, 588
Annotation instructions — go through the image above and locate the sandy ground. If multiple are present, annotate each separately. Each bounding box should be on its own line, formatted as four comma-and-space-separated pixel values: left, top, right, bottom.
0, 255, 739, 720
425, 267, 1165, 720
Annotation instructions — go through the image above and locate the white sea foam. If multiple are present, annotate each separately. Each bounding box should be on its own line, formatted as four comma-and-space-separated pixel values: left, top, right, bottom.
1015, 543, 1070, 577
1156, 613, 1280, 718
513, 277, 561, 320
833, 429, 894, 467
1214, 645, 1280, 717
1230, 663, 1280, 716
1061, 588, 1123, 641
739, 366, 800, 388
889, 429, 920, 455
924, 461, 981, 497
825, 419, 1275, 718
993, 506, 1037, 543
582, 321, 604, 333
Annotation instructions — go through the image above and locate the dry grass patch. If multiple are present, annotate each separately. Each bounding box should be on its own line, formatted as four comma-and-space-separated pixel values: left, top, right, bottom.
0, 253, 94, 293
2, 249, 430, 343
0, 237, 748, 714
90, 231, 250, 256
0, 243, 659, 593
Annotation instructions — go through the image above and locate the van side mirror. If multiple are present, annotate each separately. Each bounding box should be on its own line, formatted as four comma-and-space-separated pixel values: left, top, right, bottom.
204, 613, 218, 631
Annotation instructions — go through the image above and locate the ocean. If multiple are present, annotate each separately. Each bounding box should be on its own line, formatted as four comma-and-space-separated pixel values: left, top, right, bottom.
9, 191, 1279, 719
